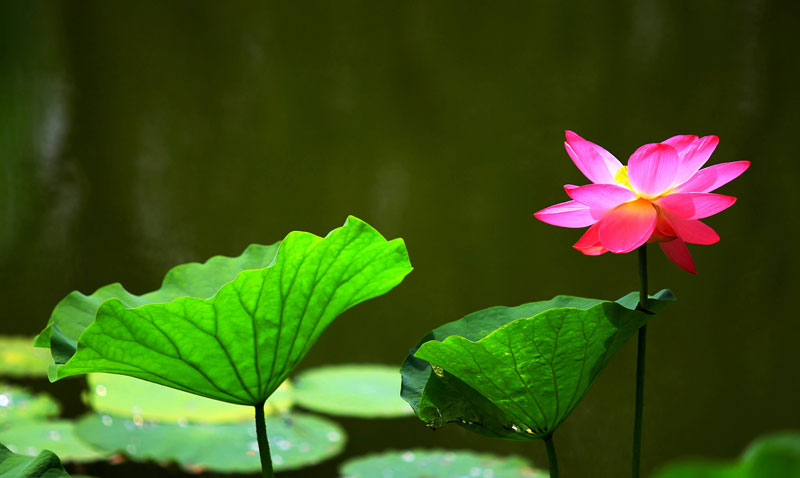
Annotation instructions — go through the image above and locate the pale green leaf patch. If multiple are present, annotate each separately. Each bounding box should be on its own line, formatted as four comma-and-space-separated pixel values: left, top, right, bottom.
0, 337, 53, 378
0, 421, 108, 463
75, 411, 346, 473
85, 374, 292, 425
0, 384, 60, 425
339, 449, 547, 478
293, 364, 413, 418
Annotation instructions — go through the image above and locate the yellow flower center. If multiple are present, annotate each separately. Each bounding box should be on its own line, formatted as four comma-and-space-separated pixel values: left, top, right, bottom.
614, 166, 632, 189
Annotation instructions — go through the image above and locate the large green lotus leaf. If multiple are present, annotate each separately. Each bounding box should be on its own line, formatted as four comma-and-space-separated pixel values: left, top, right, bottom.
45, 217, 412, 406
0, 384, 60, 425
402, 290, 674, 440
655, 432, 800, 478
36, 243, 281, 364
0, 421, 107, 463
401, 294, 645, 415
75, 411, 346, 473
0, 337, 53, 378
293, 364, 412, 418
85, 373, 293, 424
0, 444, 71, 478
339, 449, 547, 478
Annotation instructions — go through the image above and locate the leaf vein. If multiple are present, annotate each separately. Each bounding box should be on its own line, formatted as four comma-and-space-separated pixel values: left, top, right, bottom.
86, 330, 247, 403
284, 227, 357, 370
454, 340, 542, 432
505, 329, 550, 427
116, 309, 250, 403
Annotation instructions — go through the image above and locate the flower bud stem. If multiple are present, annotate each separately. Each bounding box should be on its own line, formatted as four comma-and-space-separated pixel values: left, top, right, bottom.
632, 244, 649, 478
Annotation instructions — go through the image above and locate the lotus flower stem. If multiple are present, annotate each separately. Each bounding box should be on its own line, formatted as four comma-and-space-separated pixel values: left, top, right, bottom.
637, 245, 649, 312
544, 434, 559, 478
255, 403, 275, 478
632, 244, 649, 478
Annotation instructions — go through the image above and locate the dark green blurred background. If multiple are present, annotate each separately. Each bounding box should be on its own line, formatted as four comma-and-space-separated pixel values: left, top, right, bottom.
2, 1, 799, 477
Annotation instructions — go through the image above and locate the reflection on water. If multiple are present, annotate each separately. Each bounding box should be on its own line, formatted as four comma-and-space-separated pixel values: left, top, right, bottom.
2, 1, 799, 477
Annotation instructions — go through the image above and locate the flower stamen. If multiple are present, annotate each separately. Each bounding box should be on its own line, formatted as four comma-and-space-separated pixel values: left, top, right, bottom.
614, 166, 632, 190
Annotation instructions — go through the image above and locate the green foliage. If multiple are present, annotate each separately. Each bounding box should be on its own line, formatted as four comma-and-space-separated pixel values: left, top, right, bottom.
75, 411, 346, 473
339, 449, 547, 478
0, 444, 71, 478
655, 432, 800, 478
85, 373, 292, 424
40, 217, 412, 406
401, 290, 674, 440
0, 421, 107, 463
293, 364, 412, 418
0, 337, 52, 378
36, 243, 281, 364
0, 385, 60, 425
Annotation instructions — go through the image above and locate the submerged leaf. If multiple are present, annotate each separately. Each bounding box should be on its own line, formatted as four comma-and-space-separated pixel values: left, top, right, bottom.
339, 449, 547, 478
401, 290, 674, 440
0, 444, 71, 478
0, 421, 107, 463
85, 374, 292, 424
655, 432, 800, 477
42, 217, 412, 406
293, 364, 412, 418
0, 384, 60, 425
75, 411, 346, 473
0, 337, 53, 378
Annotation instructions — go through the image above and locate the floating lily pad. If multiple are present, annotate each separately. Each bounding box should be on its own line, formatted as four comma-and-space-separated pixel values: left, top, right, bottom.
0, 337, 52, 378
85, 374, 292, 425
0, 443, 71, 478
0, 421, 107, 463
0, 384, 60, 425
75, 411, 346, 473
293, 365, 412, 418
339, 449, 548, 478
402, 290, 675, 440
655, 432, 800, 477
41, 217, 413, 408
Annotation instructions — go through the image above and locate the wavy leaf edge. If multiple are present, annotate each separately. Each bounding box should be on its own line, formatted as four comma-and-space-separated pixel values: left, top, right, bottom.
36, 242, 282, 360
40, 216, 412, 407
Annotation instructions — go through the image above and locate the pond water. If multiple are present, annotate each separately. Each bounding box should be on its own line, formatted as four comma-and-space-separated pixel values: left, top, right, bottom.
2, 1, 799, 477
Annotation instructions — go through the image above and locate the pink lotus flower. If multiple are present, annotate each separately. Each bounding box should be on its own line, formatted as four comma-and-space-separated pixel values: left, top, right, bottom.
534, 131, 749, 273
